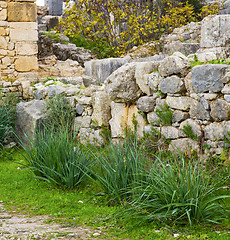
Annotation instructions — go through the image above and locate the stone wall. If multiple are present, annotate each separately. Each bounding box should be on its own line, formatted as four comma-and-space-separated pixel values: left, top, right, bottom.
15, 14, 230, 156
0, 0, 38, 84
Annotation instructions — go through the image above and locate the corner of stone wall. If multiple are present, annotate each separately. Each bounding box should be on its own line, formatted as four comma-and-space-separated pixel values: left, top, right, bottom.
0, 0, 38, 85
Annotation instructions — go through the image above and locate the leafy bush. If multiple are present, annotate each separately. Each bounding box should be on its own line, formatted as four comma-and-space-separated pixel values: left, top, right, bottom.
119, 155, 230, 226
21, 126, 94, 189
44, 94, 75, 133
94, 136, 147, 203
61, 0, 218, 57
0, 92, 18, 149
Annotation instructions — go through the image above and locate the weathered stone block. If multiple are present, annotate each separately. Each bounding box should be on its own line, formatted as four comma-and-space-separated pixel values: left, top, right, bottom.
16, 100, 47, 144
160, 75, 185, 94
204, 122, 225, 140
201, 15, 230, 48
191, 64, 229, 93
91, 91, 111, 127
169, 138, 199, 153
15, 56, 38, 72
161, 126, 179, 139
189, 99, 211, 121
9, 22, 38, 42
166, 96, 191, 111
135, 61, 158, 95
109, 102, 146, 138
210, 99, 230, 121
8, 2, 37, 22
0, 36, 7, 49
85, 58, 127, 83
0, 9, 7, 21
137, 96, 156, 113
105, 62, 141, 103
158, 52, 190, 77
15, 42, 38, 55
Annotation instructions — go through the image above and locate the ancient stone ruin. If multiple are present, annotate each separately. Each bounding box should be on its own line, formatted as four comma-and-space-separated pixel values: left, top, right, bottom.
1, 1, 230, 156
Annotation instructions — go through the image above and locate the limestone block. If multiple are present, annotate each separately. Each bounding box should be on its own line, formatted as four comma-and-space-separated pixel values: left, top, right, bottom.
161, 126, 179, 139
222, 83, 230, 94
0, 21, 7, 27
201, 15, 230, 48
147, 112, 160, 126
210, 99, 230, 121
109, 101, 146, 138
135, 62, 158, 95
91, 91, 111, 127
0, 9, 7, 21
136, 96, 156, 113
160, 75, 185, 94
15, 56, 38, 72
0, 36, 7, 49
0, 2, 7, 8
172, 110, 189, 123
169, 138, 199, 153
191, 64, 229, 93
204, 122, 225, 140
105, 62, 141, 103
189, 99, 211, 121
158, 52, 190, 77
15, 42, 38, 55
8, 2, 37, 22
85, 58, 127, 83
184, 72, 194, 94
75, 116, 91, 129
0, 27, 7, 36
166, 96, 191, 111
9, 22, 38, 42
145, 72, 161, 92
1, 56, 11, 66
16, 100, 47, 144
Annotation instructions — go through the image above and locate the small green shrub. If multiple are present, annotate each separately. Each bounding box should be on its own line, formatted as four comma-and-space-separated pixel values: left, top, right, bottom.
155, 104, 172, 126
119, 155, 230, 226
0, 92, 18, 150
21, 126, 94, 189
44, 94, 75, 132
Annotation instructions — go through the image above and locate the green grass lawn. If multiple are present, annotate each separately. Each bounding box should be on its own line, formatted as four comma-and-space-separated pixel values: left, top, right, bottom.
0, 148, 229, 240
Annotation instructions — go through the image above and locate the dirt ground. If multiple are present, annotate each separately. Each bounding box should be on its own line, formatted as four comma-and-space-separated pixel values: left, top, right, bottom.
0, 203, 102, 239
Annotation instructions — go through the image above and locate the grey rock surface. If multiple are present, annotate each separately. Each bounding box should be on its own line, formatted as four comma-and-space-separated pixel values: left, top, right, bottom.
210, 99, 230, 121
189, 99, 211, 121
105, 62, 141, 103
191, 64, 229, 93
160, 75, 185, 94
158, 52, 190, 77
16, 100, 47, 144
136, 96, 156, 112
85, 58, 127, 83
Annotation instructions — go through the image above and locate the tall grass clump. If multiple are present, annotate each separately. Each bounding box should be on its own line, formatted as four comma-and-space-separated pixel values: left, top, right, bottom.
0, 92, 18, 150
119, 155, 230, 226
94, 135, 147, 204
21, 126, 94, 189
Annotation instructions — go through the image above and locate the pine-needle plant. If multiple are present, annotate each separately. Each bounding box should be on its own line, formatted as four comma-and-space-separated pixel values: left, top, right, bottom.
0, 92, 18, 150
93, 135, 147, 204
119, 154, 230, 226
182, 124, 198, 141
21, 125, 94, 189
155, 104, 173, 126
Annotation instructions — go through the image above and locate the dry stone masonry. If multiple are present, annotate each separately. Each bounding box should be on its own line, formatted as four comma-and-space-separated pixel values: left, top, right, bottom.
0, 0, 38, 97
13, 13, 230, 156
